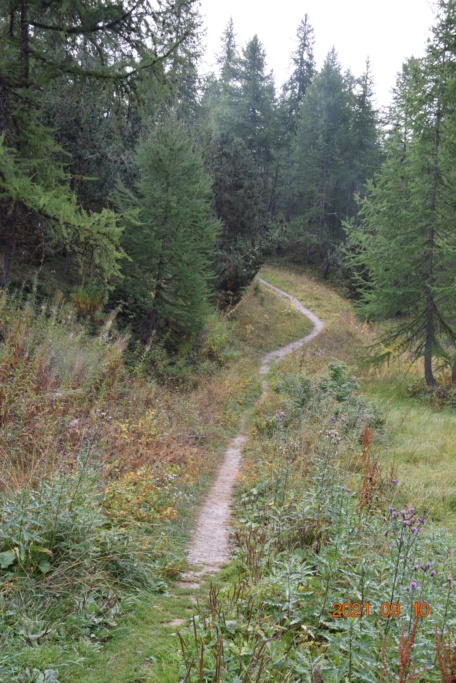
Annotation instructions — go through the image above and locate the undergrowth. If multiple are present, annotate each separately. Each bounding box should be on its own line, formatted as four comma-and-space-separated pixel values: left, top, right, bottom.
178, 362, 456, 682
0, 280, 308, 681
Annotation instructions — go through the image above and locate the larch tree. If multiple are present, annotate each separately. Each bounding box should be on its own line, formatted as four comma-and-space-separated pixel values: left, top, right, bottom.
346, 0, 456, 387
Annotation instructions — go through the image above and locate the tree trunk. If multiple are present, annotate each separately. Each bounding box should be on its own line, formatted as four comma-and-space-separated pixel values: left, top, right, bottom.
424, 108, 441, 390
148, 238, 166, 339
1, 202, 19, 287
63, 249, 72, 277
321, 248, 331, 279
20, 0, 29, 83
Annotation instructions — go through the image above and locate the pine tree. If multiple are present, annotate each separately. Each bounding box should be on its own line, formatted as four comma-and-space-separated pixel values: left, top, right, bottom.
0, 0, 200, 286
282, 14, 316, 127
210, 131, 262, 305
115, 117, 220, 341
346, 0, 456, 387
294, 48, 353, 269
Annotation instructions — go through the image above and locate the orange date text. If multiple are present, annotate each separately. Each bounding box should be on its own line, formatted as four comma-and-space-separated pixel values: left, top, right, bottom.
332, 602, 430, 619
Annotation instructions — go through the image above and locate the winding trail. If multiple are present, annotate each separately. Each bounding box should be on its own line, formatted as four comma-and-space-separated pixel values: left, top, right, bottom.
182, 277, 324, 581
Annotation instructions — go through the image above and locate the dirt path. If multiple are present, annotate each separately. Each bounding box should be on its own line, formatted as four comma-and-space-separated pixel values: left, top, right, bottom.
181, 278, 324, 583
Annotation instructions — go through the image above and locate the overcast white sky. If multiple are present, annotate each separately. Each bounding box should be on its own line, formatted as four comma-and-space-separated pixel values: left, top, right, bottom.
199, 0, 436, 108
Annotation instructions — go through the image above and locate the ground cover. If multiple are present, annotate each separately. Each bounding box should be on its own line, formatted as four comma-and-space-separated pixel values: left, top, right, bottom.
0, 281, 311, 682
178, 362, 456, 681
260, 265, 456, 534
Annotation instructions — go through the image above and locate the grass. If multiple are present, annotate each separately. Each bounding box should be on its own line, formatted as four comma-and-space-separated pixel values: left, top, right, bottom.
177, 360, 456, 681
259, 263, 456, 535
0, 279, 313, 682
3, 263, 456, 680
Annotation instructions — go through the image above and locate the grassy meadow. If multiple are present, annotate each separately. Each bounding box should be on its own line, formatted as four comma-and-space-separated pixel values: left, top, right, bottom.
260, 264, 456, 534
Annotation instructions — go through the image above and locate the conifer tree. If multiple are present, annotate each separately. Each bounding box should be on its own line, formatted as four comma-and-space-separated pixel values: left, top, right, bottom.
346, 0, 456, 387
282, 14, 316, 127
210, 131, 262, 305
294, 48, 353, 269
115, 117, 220, 341
0, 0, 200, 286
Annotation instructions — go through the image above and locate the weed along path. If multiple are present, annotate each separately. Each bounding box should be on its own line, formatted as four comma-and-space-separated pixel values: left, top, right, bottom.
182, 278, 324, 582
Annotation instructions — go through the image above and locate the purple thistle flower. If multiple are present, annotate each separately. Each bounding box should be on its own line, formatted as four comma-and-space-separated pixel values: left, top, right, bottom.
449, 577, 453, 584
431, 570, 436, 577
389, 505, 395, 513
419, 564, 423, 570
413, 565, 418, 571
410, 581, 417, 590
426, 561, 432, 569
392, 511, 396, 518
346, 488, 351, 493
401, 509, 406, 518
403, 520, 409, 526
392, 479, 398, 485
412, 527, 417, 533
385, 530, 389, 537
408, 507, 414, 514
342, 486, 345, 491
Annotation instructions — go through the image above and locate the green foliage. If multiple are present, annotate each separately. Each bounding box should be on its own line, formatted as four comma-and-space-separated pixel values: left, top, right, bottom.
179, 364, 455, 681
114, 116, 220, 341
318, 360, 359, 402
210, 131, 263, 305
345, 2, 456, 386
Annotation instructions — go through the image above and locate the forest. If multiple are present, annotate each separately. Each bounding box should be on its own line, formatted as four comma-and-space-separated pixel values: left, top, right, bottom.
0, 0, 456, 681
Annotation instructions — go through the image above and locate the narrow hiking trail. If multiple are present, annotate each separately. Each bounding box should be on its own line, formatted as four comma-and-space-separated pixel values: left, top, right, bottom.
182, 278, 324, 583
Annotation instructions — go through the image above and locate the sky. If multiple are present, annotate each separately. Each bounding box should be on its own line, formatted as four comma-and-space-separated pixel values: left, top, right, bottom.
198, 0, 436, 108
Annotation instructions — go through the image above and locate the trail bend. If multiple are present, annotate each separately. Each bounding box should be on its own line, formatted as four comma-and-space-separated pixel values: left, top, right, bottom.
182, 277, 324, 580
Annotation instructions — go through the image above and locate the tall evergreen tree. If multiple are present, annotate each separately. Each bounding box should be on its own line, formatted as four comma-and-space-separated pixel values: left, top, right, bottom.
210, 131, 262, 305
115, 117, 220, 341
235, 35, 277, 221
294, 48, 353, 269
0, 0, 200, 286
282, 14, 316, 127
346, 0, 456, 387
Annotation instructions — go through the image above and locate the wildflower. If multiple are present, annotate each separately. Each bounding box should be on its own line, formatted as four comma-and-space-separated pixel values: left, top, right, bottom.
347, 488, 351, 493
342, 486, 345, 491
431, 570, 436, 577
392, 511, 396, 518
389, 505, 395, 513
426, 561, 432, 569
448, 577, 453, 584
403, 520, 409, 526
410, 581, 417, 590
408, 507, 414, 514
411, 527, 417, 533
401, 510, 406, 518
385, 530, 389, 537
413, 565, 418, 571
419, 564, 423, 570
392, 479, 398, 485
